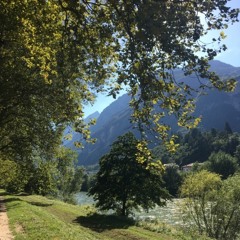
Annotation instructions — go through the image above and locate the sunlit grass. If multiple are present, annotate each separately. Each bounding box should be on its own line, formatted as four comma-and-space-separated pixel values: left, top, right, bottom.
1, 190, 210, 240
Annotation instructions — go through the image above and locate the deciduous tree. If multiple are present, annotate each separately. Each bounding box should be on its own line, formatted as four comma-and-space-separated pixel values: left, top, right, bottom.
89, 132, 170, 216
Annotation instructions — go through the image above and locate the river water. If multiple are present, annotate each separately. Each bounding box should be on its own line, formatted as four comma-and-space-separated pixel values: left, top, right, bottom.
75, 192, 183, 226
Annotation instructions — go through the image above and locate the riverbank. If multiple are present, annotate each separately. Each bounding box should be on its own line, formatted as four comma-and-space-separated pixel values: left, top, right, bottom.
0, 190, 210, 240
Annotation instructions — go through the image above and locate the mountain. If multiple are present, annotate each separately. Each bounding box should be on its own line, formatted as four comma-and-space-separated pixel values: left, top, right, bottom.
77, 94, 134, 165
63, 111, 100, 150
85, 111, 101, 123
195, 83, 240, 131
66, 61, 240, 166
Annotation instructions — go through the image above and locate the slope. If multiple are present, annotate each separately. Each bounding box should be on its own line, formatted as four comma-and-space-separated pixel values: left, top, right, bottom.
77, 60, 240, 166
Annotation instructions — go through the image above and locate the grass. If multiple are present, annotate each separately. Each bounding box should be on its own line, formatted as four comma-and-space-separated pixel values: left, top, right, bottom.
0, 190, 210, 240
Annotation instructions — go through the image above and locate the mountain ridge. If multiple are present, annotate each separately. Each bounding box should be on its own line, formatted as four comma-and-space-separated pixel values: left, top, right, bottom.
64, 60, 240, 166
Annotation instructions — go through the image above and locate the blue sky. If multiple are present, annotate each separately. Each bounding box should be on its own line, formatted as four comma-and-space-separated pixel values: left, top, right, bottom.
84, 0, 240, 117
213, 0, 240, 67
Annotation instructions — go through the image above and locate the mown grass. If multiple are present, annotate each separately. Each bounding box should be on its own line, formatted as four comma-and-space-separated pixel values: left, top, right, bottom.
0, 190, 210, 240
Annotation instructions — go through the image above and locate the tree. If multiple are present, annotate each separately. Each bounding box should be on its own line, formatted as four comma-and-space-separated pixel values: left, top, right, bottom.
54, 147, 84, 202
5, 161, 34, 193
81, 174, 96, 192
212, 132, 240, 155
89, 132, 170, 216
0, 0, 113, 161
215, 174, 240, 240
182, 128, 212, 165
204, 151, 238, 179
0, 159, 17, 188
162, 164, 182, 197
25, 160, 57, 196
180, 171, 240, 240
1, 1, 239, 163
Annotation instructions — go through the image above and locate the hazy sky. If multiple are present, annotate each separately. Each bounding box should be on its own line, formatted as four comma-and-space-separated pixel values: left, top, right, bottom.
84, 0, 240, 117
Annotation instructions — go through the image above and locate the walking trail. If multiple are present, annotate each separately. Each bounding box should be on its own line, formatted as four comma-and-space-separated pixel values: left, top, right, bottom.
0, 196, 14, 240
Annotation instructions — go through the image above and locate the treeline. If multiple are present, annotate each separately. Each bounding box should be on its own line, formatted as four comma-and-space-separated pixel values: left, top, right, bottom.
153, 122, 239, 166
153, 123, 240, 196
82, 124, 240, 196
0, 146, 84, 204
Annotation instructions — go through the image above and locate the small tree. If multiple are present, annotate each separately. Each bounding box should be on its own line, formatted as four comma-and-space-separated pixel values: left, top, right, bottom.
180, 171, 240, 240
215, 174, 240, 240
25, 161, 57, 196
89, 132, 170, 216
55, 147, 84, 202
25, 147, 84, 201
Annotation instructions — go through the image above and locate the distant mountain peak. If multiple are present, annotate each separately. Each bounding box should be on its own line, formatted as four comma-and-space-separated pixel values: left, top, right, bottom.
84, 111, 100, 123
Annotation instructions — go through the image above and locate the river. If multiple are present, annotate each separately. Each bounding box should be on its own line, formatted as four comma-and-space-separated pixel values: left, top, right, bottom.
75, 192, 183, 226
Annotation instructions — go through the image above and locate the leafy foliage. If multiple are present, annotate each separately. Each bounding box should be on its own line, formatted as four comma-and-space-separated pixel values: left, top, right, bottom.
25, 160, 57, 196
55, 147, 84, 202
204, 151, 238, 179
89, 132, 170, 216
1, 1, 239, 163
3, 146, 84, 202
180, 171, 240, 240
0, 159, 17, 188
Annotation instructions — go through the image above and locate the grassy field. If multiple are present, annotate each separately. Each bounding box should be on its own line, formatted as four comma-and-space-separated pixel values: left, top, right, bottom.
1, 190, 210, 240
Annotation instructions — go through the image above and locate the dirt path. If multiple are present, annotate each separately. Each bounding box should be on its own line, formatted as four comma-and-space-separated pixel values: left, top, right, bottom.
0, 196, 14, 240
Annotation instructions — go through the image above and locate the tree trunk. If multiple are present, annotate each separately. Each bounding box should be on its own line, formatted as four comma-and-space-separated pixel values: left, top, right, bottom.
121, 199, 127, 216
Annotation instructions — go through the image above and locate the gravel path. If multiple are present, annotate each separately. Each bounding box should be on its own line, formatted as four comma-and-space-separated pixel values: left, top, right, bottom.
0, 196, 14, 240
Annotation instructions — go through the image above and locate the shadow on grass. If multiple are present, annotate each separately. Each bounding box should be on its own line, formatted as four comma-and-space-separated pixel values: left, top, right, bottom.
0, 191, 52, 207
0, 191, 8, 196
28, 201, 53, 207
2, 197, 22, 203
0, 197, 22, 212
73, 213, 135, 232
0, 191, 30, 197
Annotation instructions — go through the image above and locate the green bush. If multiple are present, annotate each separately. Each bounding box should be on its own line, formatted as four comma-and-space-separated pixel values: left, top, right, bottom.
180, 170, 240, 240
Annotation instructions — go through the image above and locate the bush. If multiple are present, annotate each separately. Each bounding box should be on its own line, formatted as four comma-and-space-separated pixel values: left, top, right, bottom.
180, 170, 240, 240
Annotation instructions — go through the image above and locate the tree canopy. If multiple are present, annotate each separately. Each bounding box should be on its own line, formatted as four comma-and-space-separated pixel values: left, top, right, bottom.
0, 0, 239, 162
89, 132, 170, 216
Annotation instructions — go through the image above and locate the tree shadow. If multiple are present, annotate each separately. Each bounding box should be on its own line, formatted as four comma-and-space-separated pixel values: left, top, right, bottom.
0, 191, 30, 197
73, 213, 135, 232
28, 201, 53, 207
2, 197, 22, 203
0, 191, 8, 196
0, 197, 22, 212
